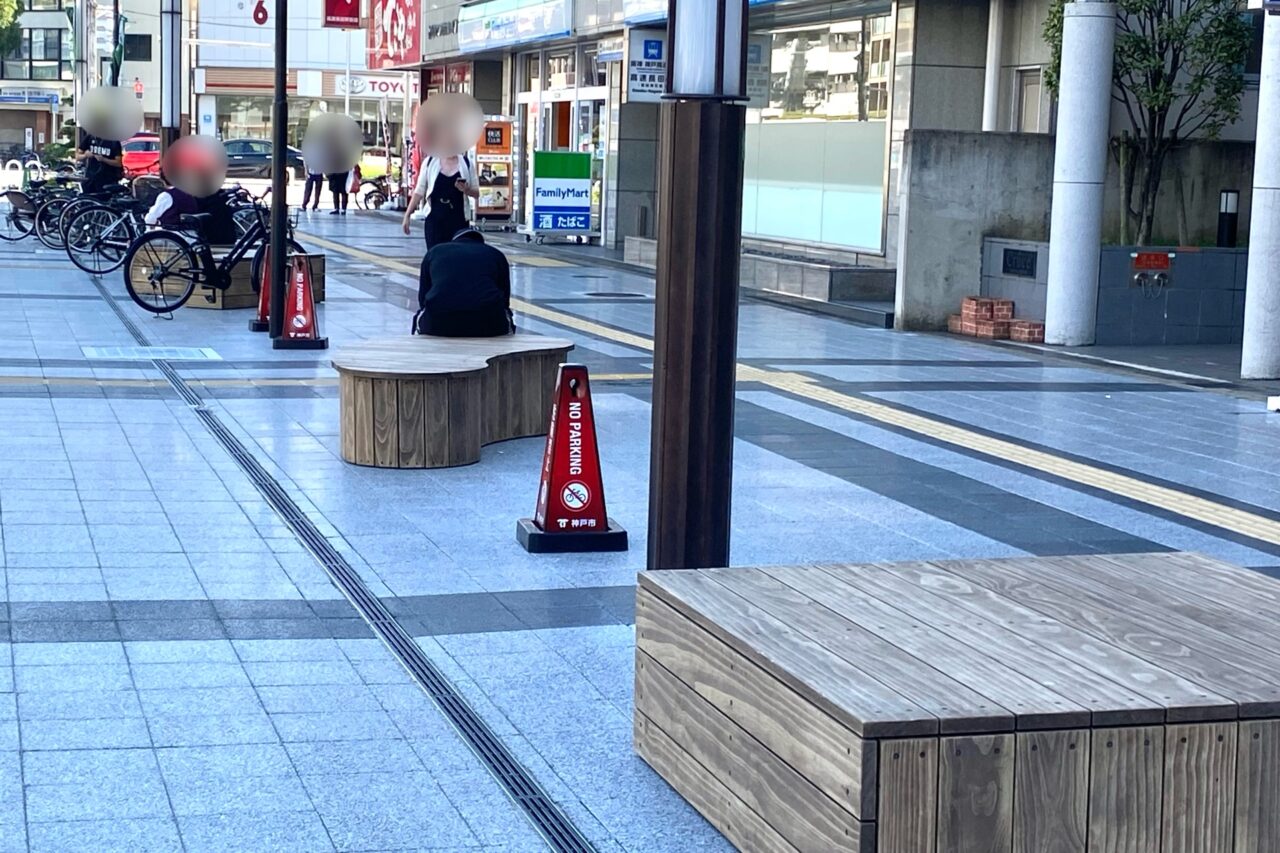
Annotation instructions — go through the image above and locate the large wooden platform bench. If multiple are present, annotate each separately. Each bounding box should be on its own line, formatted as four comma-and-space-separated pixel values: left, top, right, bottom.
332, 333, 573, 468
635, 552, 1280, 852
188, 251, 326, 310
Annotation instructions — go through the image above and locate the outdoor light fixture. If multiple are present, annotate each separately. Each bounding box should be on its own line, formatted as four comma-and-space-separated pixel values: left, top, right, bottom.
160, 0, 181, 144
1219, 189, 1240, 248
665, 0, 749, 100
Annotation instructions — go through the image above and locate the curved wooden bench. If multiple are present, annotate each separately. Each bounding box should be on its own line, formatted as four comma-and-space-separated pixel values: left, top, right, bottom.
332, 333, 573, 468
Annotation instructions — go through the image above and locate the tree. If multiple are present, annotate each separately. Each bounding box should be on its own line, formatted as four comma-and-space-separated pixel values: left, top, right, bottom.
0, 0, 21, 57
1045, 0, 1252, 245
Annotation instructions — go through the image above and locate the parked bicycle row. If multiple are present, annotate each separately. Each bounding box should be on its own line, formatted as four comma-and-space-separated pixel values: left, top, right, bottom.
0, 174, 304, 314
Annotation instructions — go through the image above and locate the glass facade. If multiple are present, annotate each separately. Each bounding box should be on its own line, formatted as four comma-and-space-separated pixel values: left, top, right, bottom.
2, 29, 73, 81
742, 14, 893, 251
515, 43, 612, 233
215, 97, 406, 151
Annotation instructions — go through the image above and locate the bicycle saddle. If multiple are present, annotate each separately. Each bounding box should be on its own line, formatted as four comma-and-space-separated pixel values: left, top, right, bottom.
179, 212, 213, 229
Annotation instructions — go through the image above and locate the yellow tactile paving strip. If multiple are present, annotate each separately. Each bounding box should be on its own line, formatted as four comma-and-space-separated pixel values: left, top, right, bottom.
300, 232, 1280, 548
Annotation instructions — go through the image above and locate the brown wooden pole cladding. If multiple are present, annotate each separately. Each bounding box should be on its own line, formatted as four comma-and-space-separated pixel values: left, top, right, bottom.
647, 99, 747, 571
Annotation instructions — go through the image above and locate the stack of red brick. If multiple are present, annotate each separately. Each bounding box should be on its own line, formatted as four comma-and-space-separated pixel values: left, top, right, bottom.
947, 297, 1044, 342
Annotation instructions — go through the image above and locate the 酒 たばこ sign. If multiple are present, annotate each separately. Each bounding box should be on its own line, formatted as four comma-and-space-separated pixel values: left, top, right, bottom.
531, 151, 591, 233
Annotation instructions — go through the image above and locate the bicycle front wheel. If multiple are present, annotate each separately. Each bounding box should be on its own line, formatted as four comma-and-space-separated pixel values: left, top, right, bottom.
67, 206, 132, 275
123, 231, 199, 313
0, 191, 36, 241
35, 197, 70, 248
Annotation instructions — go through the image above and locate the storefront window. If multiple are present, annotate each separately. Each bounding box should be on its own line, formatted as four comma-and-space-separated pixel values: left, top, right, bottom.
546, 49, 575, 89
215, 96, 405, 154
580, 46, 606, 88
521, 53, 541, 92
446, 63, 472, 92
742, 14, 893, 252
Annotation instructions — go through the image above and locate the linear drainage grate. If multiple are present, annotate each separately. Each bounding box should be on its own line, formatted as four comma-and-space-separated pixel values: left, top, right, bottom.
82, 346, 223, 361
190, 411, 599, 853
86, 277, 596, 852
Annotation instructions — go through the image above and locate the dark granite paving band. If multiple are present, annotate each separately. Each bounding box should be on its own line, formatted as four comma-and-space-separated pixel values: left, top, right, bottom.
763, 384, 1280, 559
0, 585, 636, 644
802, 380, 1195, 394
730, 397, 1167, 556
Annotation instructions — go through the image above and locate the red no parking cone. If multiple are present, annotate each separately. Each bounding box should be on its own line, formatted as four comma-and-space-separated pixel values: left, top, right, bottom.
517, 364, 627, 553
272, 254, 328, 350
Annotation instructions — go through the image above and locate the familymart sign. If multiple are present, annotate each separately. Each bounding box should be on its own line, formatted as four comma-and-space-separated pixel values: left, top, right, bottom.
531, 151, 592, 233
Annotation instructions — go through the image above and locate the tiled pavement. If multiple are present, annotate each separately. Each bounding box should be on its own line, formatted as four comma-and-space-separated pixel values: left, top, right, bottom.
1, 217, 1279, 851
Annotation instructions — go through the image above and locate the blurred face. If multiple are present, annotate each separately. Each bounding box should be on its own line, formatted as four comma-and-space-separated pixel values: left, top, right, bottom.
162, 136, 228, 197
301, 113, 363, 175
415, 93, 484, 158
81, 86, 144, 142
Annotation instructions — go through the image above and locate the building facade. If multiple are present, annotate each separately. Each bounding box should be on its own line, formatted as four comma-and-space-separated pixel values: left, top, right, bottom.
193, 0, 414, 152
394, 0, 1268, 265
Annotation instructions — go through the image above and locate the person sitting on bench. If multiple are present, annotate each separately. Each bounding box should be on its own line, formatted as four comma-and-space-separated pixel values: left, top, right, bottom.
413, 228, 514, 338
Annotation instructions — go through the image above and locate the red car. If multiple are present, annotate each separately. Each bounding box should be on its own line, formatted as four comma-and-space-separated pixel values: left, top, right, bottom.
122, 131, 161, 178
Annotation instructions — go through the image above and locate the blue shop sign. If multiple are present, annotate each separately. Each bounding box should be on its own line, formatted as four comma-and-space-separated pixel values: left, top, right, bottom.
458, 0, 570, 52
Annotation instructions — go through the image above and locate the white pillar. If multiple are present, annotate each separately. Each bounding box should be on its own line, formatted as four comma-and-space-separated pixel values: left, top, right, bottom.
1043, 0, 1115, 346
982, 0, 1004, 131
1243, 15, 1280, 379
160, 0, 181, 145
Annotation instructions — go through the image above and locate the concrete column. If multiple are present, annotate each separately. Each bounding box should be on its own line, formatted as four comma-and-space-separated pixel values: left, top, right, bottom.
1043, 0, 1115, 346
981, 0, 1004, 131
1242, 15, 1280, 379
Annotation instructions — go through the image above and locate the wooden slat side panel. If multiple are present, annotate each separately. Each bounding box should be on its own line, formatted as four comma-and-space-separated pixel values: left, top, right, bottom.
883, 560, 1233, 722
422, 377, 451, 467
481, 357, 501, 445
635, 586, 875, 819
371, 379, 399, 468
1013, 729, 1088, 853
1088, 726, 1163, 853
1162, 722, 1237, 853
935, 558, 1276, 716
637, 571, 942, 738
351, 375, 375, 466
877, 738, 938, 853
635, 651, 865, 852
820, 564, 1163, 727
1235, 719, 1280, 853
445, 375, 481, 466
397, 379, 426, 468
634, 712, 805, 853
753, 565, 1086, 731
339, 372, 356, 462
936, 734, 1014, 853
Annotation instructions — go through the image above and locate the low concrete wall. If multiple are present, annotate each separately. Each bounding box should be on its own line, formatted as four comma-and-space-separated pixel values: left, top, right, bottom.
980, 238, 1247, 345
895, 130, 1055, 330
982, 238, 1050, 321
1096, 246, 1246, 346
897, 130, 1256, 330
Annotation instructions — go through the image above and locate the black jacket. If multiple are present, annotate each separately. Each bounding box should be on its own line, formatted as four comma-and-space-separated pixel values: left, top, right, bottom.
415, 239, 513, 337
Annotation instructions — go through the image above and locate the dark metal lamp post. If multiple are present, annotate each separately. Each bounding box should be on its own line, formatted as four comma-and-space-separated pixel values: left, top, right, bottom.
646, 0, 749, 571
267, 0, 289, 341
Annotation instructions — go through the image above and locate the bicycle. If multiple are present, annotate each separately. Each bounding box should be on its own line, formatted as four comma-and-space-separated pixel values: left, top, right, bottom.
121, 190, 302, 314
64, 194, 150, 275
0, 175, 80, 242
45, 183, 131, 250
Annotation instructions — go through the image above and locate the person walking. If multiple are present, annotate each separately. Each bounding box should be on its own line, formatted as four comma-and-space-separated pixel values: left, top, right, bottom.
301, 160, 325, 212
400, 153, 479, 249
412, 228, 513, 338
326, 168, 351, 215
